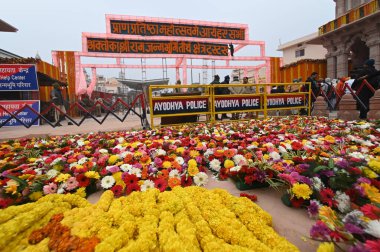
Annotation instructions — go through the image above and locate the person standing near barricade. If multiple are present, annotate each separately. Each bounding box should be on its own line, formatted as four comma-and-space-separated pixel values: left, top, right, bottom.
303, 72, 319, 114
50, 82, 66, 126
229, 76, 244, 120
351, 59, 378, 119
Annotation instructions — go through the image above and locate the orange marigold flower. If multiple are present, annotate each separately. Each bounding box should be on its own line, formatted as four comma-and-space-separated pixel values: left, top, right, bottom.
168, 177, 181, 188
224, 149, 236, 158
82, 161, 93, 170
214, 149, 225, 158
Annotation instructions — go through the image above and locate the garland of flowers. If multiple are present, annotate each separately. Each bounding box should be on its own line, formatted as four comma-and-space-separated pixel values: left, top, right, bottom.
0, 187, 298, 251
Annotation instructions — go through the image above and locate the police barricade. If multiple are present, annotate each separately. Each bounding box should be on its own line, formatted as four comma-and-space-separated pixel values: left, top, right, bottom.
149, 83, 311, 128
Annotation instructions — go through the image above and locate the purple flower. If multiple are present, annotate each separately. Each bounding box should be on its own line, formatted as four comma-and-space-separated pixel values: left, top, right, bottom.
336, 159, 350, 169
307, 200, 320, 218
154, 157, 163, 167
133, 163, 142, 169
349, 243, 369, 252
344, 223, 364, 235
357, 177, 371, 184
107, 165, 120, 173
195, 156, 202, 163
320, 170, 334, 177
310, 221, 331, 240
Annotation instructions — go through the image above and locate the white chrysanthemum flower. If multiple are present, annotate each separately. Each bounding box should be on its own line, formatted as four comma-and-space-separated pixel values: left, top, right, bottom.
228, 130, 235, 134
51, 157, 63, 166
69, 162, 78, 169
175, 157, 184, 165
278, 135, 285, 141
169, 170, 180, 179
358, 123, 371, 129
278, 146, 288, 153
131, 168, 142, 178
247, 145, 256, 150
35, 168, 43, 176
284, 143, 292, 150
334, 191, 351, 213
120, 164, 133, 172
77, 157, 88, 165
163, 136, 169, 140
193, 172, 208, 186
57, 184, 66, 194
99, 149, 109, 154
362, 141, 374, 147
204, 149, 214, 158
311, 177, 323, 191
46, 169, 59, 179
77, 140, 85, 147
269, 152, 281, 161
232, 154, 246, 165
120, 151, 132, 158
101, 176, 115, 189
209, 159, 222, 171
349, 152, 366, 160
117, 137, 125, 143
230, 166, 242, 172
365, 220, 380, 238
155, 149, 166, 156
114, 144, 124, 151
140, 179, 155, 192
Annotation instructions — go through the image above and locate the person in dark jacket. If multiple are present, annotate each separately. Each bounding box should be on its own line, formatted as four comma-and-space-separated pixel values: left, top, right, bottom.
50, 83, 66, 126
351, 59, 378, 119
305, 72, 320, 102
210, 75, 221, 120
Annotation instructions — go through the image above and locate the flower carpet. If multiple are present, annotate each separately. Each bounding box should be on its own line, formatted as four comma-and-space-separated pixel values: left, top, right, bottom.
0, 187, 298, 252
1, 116, 380, 251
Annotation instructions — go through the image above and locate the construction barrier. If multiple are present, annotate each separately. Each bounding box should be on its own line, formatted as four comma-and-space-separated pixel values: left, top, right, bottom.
149, 83, 311, 128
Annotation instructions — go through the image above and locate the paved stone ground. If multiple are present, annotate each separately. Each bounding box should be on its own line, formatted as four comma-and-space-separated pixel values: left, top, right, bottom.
0, 113, 328, 251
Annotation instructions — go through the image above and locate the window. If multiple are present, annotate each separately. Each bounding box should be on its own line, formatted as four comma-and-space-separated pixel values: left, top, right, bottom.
295, 49, 305, 58
345, 0, 351, 12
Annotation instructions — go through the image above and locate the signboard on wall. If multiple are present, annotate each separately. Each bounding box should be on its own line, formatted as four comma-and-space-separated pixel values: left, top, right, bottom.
110, 20, 246, 40
87, 38, 229, 56
0, 64, 39, 91
0, 100, 40, 126
152, 97, 209, 115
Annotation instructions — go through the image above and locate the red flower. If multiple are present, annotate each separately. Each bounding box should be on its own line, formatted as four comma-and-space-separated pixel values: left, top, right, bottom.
218, 168, 228, 180
365, 239, 380, 252
240, 193, 257, 202
320, 188, 336, 207
361, 204, 380, 220
126, 183, 140, 195
291, 141, 303, 151
290, 197, 304, 208
76, 173, 90, 187
123, 174, 138, 186
154, 178, 168, 192
0, 198, 13, 209
111, 185, 123, 197
244, 175, 255, 185
181, 176, 193, 187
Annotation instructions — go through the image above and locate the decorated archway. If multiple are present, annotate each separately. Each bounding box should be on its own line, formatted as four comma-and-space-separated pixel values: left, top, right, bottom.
53, 15, 271, 96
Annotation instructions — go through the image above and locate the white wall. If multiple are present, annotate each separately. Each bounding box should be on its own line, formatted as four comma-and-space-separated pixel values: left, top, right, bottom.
282, 44, 327, 65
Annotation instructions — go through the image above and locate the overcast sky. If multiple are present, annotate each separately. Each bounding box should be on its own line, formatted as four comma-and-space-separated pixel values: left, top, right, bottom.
1, 0, 335, 81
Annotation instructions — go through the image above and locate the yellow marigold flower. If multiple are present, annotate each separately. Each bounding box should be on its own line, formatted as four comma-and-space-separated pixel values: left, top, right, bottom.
361, 183, 380, 203
52, 164, 63, 171
350, 146, 358, 151
75, 164, 84, 170
188, 159, 197, 168
5, 184, 18, 195
176, 147, 185, 154
131, 141, 141, 149
55, 173, 71, 183
324, 135, 335, 144
29, 191, 43, 201
291, 183, 312, 200
108, 155, 119, 165
189, 150, 200, 158
224, 159, 235, 169
28, 157, 37, 162
188, 166, 199, 177
317, 242, 335, 252
374, 147, 380, 154
284, 160, 294, 165
252, 141, 259, 146
319, 206, 339, 230
84, 140, 90, 145
363, 168, 378, 179
368, 159, 380, 173
263, 154, 270, 160
74, 187, 86, 198
85, 171, 100, 179
162, 161, 172, 169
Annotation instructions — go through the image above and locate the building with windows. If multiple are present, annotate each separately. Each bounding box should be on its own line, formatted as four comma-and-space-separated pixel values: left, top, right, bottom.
277, 33, 327, 65
310, 0, 380, 78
